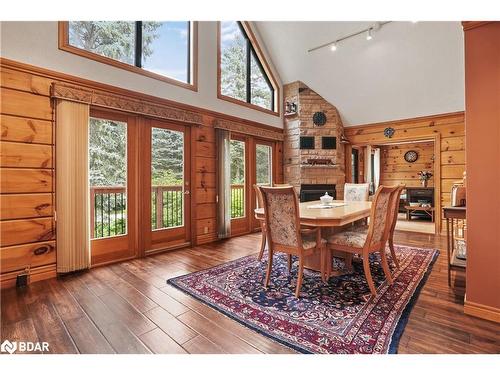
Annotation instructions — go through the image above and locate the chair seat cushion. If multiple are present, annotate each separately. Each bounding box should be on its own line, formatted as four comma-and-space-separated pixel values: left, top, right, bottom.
302, 234, 327, 250
327, 230, 367, 248
352, 224, 368, 233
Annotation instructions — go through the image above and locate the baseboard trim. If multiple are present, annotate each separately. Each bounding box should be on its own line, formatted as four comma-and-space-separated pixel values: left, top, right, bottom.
464, 297, 500, 323
0, 264, 56, 289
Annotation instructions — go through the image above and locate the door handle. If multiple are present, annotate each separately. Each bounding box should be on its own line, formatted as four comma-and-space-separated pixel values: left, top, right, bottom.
184, 190, 190, 195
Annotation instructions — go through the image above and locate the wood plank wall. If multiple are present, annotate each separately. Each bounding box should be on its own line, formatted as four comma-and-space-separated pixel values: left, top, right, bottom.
0, 60, 283, 287
0, 68, 57, 287
344, 112, 465, 231
379, 141, 435, 187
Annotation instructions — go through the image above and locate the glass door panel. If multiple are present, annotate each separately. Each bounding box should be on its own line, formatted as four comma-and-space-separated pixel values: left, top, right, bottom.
256, 144, 272, 186
151, 127, 184, 230
230, 139, 246, 219
253, 141, 273, 230
89, 117, 127, 239
89, 109, 137, 265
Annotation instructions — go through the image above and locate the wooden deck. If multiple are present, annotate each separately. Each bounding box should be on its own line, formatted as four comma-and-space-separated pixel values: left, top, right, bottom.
1, 231, 499, 354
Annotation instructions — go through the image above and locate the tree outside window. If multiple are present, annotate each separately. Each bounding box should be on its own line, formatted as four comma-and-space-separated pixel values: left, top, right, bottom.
220, 21, 274, 111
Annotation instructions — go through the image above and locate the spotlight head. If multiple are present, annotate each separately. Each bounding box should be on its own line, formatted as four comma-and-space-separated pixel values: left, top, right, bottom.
366, 28, 373, 40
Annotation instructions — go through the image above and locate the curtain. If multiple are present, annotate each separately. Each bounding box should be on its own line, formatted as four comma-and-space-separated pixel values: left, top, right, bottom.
55, 99, 91, 273
216, 128, 232, 239
373, 147, 381, 190
364, 145, 372, 192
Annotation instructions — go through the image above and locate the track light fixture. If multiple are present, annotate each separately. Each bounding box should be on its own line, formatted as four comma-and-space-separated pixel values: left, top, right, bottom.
307, 21, 391, 53
366, 28, 373, 40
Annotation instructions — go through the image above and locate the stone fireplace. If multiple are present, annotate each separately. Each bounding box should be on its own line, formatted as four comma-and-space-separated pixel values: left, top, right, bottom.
283, 81, 346, 199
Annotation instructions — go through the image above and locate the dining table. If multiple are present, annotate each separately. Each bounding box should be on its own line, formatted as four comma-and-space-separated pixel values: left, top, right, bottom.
254, 199, 372, 276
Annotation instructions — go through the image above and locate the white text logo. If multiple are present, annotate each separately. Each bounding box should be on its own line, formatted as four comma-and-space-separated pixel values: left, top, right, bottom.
1, 340, 49, 354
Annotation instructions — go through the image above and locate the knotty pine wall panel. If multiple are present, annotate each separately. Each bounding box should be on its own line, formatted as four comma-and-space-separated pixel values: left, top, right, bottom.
379, 141, 435, 188
345, 112, 465, 232
193, 118, 218, 244
0, 65, 56, 287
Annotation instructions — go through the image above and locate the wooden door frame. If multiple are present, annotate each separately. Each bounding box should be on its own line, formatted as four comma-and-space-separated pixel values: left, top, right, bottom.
348, 134, 441, 234
140, 118, 192, 256
89, 107, 139, 266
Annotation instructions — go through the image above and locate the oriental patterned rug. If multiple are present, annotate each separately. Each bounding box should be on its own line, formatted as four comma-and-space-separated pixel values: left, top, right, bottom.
167, 244, 438, 354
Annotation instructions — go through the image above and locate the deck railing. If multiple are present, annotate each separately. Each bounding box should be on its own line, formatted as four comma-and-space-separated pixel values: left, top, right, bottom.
230, 184, 244, 218
90, 185, 183, 239
151, 185, 183, 230
90, 186, 127, 239
90, 184, 245, 238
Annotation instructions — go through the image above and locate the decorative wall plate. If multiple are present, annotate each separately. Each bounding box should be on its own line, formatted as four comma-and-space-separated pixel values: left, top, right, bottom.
404, 150, 419, 163
313, 111, 327, 126
384, 127, 395, 138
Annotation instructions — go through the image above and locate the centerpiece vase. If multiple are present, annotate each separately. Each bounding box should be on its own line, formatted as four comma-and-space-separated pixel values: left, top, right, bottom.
421, 180, 428, 187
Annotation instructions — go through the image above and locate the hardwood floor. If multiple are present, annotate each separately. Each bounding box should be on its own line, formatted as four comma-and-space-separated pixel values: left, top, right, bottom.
1, 231, 499, 354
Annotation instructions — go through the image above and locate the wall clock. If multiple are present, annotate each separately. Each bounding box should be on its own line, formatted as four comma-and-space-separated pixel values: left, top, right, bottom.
384, 127, 395, 138
312, 112, 327, 126
404, 150, 419, 163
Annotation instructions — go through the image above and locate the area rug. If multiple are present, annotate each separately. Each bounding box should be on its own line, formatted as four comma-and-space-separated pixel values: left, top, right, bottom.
167, 244, 438, 354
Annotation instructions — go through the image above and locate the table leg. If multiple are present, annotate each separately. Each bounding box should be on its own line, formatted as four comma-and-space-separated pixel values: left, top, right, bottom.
304, 227, 324, 273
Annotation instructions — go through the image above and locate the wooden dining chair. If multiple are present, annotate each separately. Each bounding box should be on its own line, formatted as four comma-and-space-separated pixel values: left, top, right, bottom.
386, 184, 406, 268
324, 185, 400, 296
351, 184, 405, 269
260, 186, 326, 298
344, 183, 370, 227
253, 184, 267, 261
344, 183, 370, 202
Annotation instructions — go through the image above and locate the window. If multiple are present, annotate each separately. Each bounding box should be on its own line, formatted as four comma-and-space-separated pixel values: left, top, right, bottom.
60, 21, 196, 88
219, 22, 279, 114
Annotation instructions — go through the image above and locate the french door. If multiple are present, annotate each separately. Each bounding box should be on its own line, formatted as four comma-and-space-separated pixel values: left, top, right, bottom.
89, 109, 191, 265
228, 134, 275, 235
89, 109, 138, 265
141, 119, 191, 254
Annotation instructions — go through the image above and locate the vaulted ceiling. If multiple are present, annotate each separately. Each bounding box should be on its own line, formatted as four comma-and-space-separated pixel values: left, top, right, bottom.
255, 21, 464, 126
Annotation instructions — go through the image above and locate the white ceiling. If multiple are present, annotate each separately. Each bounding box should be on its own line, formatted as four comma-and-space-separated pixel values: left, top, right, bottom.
255, 21, 465, 126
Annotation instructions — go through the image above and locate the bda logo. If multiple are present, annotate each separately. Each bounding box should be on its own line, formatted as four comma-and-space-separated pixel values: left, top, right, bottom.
1, 340, 17, 354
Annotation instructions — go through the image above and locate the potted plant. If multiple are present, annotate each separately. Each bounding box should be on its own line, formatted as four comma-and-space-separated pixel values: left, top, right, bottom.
417, 170, 433, 187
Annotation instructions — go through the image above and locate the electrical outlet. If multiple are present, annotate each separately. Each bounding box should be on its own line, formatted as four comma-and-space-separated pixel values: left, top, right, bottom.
204, 226, 209, 234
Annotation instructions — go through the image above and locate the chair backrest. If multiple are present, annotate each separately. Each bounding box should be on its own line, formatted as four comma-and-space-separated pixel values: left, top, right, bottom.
273, 183, 292, 187
365, 185, 400, 247
253, 184, 264, 219
344, 183, 370, 202
260, 186, 302, 250
389, 184, 406, 235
